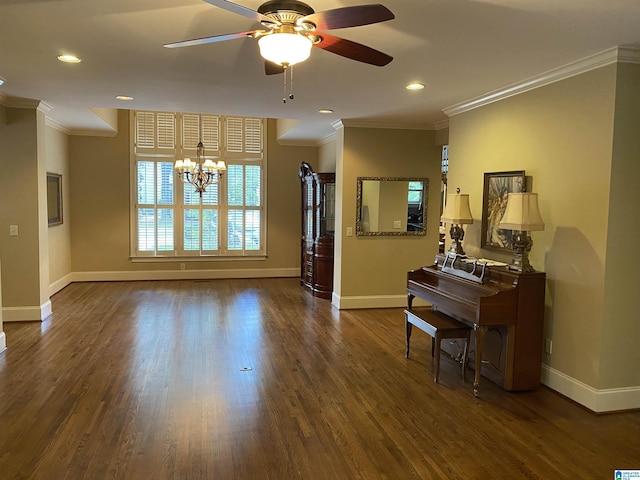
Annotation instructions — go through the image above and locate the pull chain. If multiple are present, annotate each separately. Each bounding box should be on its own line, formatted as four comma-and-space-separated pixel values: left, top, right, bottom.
283, 64, 288, 103
282, 64, 295, 103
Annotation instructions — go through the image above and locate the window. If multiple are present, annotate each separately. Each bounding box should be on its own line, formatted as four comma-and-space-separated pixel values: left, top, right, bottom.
131, 111, 265, 258
408, 181, 424, 205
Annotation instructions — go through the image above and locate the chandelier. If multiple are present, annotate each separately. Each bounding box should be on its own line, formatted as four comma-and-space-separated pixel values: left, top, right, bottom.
175, 141, 226, 197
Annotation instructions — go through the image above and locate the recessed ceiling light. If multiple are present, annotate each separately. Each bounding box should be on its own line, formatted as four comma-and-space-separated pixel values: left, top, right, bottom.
57, 54, 81, 64
318, 109, 334, 114
116, 95, 133, 101
406, 82, 425, 91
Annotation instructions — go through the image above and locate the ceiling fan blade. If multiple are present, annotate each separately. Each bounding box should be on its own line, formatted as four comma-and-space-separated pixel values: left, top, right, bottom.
314, 33, 392, 66
202, 0, 275, 25
300, 4, 394, 31
264, 61, 285, 75
164, 30, 264, 48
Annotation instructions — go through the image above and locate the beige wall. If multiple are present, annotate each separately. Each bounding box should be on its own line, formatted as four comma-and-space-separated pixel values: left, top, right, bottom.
69, 111, 317, 275
0, 105, 50, 315
448, 64, 623, 390
601, 62, 640, 388
318, 137, 337, 172
46, 126, 72, 292
334, 127, 442, 304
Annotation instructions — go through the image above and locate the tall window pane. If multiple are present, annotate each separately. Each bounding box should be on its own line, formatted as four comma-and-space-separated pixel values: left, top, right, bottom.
157, 209, 174, 251
227, 165, 243, 207
228, 210, 243, 250
138, 208, 155, 251
184, 209, 200, 251
203, 209, 219, 250
245, 210, 260, 251
202, 184, 219, 206
157, 163, 174, 205
246, 165, 261, 206
137, 162, 155, 204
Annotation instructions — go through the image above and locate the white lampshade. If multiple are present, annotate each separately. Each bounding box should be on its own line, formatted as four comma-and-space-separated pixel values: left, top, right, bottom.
441, 194, 473, 224
499, 193, 545, 231
258, 32, 312, 66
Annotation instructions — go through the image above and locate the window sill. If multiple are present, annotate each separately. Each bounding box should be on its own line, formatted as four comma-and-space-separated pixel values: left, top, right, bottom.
130, 255, 267, 263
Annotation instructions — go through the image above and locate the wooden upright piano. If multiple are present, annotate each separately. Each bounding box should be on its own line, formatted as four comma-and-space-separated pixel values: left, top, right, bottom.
407, 254, 545, 396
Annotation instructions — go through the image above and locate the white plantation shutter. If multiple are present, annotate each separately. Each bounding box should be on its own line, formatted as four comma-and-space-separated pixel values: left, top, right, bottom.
135, 160, 175, 255
244, 118, 262, 155
182, 113, 220, 154
156, 113, 175, 149
182, 113, 200, 150
202, 115, 220, 153
135, 111, 176, 154
135, 112, 155, 149
132, 110, 264, 257
226, 117, 243, 153
224, 116, 263, 158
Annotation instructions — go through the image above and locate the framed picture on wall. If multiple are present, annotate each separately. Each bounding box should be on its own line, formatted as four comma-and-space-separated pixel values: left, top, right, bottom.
47, 173, 63, 226
481, 170, 525, 250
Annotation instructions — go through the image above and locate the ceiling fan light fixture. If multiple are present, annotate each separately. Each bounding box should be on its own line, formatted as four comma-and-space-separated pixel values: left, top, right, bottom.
258, 32, 312, 66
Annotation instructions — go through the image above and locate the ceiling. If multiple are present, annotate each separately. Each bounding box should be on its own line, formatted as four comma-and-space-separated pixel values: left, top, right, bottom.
1, 0, 640, 144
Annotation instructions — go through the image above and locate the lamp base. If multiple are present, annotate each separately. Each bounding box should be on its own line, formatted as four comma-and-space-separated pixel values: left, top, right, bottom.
447, 225, 466, 256
508, 232, 536, 273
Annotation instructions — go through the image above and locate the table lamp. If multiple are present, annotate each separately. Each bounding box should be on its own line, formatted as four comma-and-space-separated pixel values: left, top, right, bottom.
441, 189, 473, 255
499, 192, 545, 273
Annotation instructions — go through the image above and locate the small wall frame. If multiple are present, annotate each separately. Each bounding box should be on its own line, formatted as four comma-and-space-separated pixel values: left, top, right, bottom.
47, 173, 63, 226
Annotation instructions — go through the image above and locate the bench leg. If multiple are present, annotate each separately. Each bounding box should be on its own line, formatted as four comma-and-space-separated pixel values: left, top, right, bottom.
433, 333, 442, 383
405, 319, 413, 358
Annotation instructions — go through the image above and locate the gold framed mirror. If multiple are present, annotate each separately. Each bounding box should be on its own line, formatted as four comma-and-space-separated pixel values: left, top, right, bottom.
356, 177, 428, 236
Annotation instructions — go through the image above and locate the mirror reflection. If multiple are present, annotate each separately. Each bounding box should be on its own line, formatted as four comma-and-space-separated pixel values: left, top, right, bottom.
356, 177, 428, 236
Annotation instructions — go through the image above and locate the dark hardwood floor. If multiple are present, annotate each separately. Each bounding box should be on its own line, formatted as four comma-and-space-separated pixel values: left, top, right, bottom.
0, 278, 638, 479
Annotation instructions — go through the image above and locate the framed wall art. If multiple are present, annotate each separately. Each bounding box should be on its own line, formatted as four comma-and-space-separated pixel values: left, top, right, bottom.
481, 170, 525, 250
47, 173, 63, 226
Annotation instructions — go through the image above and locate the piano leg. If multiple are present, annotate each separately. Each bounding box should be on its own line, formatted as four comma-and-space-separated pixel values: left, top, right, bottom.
405, 320, 413, 358
473, 325, 487, 397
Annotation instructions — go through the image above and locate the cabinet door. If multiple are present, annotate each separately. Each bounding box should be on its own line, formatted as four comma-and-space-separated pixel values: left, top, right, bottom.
318, 182, 335, 238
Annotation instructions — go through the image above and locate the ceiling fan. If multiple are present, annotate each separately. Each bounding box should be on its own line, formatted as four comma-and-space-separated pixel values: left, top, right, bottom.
164, 0, 395, 75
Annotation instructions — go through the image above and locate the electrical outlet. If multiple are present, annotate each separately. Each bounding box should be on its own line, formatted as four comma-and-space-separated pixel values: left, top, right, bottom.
545, 339, 553, 354
393, 220, 401, 229
346, 227, 353, 237
9, 225, 18, 236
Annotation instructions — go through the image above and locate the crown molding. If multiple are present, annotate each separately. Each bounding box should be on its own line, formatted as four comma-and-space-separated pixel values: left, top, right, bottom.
317, 131, 337, 145
45, 116, 72, 134
340, 119, 434, 131
0, 94, 46, 110
276, 137, 326, 147
443, 46, 640, 117
67, 128, 118, 137
434, 118, 450, 130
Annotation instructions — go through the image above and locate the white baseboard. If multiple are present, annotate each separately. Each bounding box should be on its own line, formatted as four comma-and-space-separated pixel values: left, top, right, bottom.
71, 267, 299, 282
541, 364, 640, 413
50, 273, 74, 296
331, 293, 431, 310
3, 300, 52, 322
0, 332, 6, 354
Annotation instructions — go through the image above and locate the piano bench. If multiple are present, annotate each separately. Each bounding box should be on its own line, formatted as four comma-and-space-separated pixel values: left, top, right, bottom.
404, 308, 471, 383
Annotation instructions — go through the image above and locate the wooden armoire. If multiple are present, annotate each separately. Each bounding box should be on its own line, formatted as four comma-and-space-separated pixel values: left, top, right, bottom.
299, 162, 335, 298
